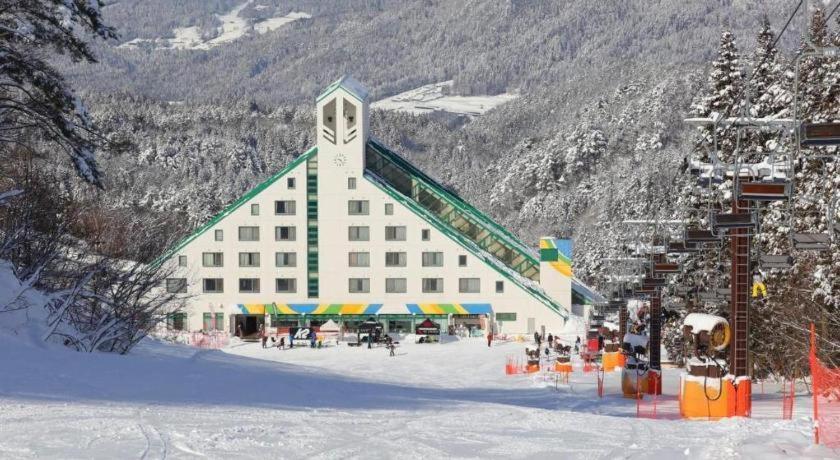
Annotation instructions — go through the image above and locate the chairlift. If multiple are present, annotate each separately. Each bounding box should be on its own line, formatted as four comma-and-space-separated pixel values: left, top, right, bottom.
711, 211, 757, 230
759, 254, 793, 270
791, 232, 831, 251
800, 122, 840, 146
737, 181, 792, 201
685, 229, 721, 243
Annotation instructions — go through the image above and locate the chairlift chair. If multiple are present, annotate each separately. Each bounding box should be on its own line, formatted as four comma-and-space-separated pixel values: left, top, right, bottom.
667, 241, 700, 253
711, 211, 757, 230
759, 254, 794, 270
653, 262, 681, 274
791, 232, 831, 251
685, 229, 721, 243
737, 181, 792, 201
800, 122, 840, 146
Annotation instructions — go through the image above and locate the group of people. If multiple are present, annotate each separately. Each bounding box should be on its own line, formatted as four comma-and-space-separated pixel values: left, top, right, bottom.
255, 324, 324, 350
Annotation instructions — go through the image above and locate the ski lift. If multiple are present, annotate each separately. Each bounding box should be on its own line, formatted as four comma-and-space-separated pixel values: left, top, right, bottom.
759, 254, 793, 270
684, 229, 721, 243
710, 211, 757, 230
799, 122, 840, 146
642, 277, 667, 287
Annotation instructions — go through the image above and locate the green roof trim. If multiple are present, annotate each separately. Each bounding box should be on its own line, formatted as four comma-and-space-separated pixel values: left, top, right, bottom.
365, 171, 569, 320
153, 147, 318, 267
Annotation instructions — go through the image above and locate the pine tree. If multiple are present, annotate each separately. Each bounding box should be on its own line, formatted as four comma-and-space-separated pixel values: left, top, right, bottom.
0, 1, 116, 187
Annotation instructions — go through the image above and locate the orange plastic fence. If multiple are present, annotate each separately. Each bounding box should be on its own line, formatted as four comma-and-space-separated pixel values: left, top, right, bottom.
810, 324, 840, 448
782, 378, 795, 420
637, 375, 659, 419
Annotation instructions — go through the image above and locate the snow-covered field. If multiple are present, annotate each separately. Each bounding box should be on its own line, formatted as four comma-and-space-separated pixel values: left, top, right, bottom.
372, 81, 518, 117
118, 1, 310, 51
0, 329, 834, 459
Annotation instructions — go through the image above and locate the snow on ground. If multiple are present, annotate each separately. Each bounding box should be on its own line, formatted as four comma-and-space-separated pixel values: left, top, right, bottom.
0, 328, 835, 459
372, 81, 518, 117
118, 1, 311, 51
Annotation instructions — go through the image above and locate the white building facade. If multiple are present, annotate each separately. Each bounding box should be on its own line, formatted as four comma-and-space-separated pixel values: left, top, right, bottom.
159, 77, 599, 337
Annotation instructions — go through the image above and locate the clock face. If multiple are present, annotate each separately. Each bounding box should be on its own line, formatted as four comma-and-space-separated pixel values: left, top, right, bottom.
333, 153, 347, 167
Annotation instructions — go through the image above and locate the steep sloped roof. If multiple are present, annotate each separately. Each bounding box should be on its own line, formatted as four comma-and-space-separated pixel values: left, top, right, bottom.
316, 75, 369, 103
153, 147, 318, 267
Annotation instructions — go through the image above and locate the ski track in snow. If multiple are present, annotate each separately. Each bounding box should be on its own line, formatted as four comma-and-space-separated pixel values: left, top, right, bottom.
372, 81, 518, 117
0, 333, 835, 459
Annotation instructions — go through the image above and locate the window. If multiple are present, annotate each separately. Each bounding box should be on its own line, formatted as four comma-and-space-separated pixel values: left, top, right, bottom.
275, 226, 296, 241
250, 203, 259, 216
496, 312, 517, 322
422, 252, 444, 267
386, 278, 407, 293
385, 203, 394, 215
422, 278, 443, 293
496, 281, 504, 293
178, 255, 187, 267
275, 278, 297, 293
239, 252, 260, 267
349, 278, 370, 293
214, 229, 223, 241
348, 226, 370, 241
348, 177, 356, 189
458, 255, 468, 267
169, 313, 187, 331
202, 252, 223, 267
348, 200, 369, 215
459, 278, 481, 293
385, 226, 407, 241
238, 226, 260, 241
203, 312, 225, 330
275, 200, 296, 215
421, 229, 430, 241
275, 252, 296, 267
348, 252, 370, 267
203, 278, 224, 293
287, 177, 296, 189
239, 278, 260, 293
385, 252, 407, 267
166, 278, 187, 293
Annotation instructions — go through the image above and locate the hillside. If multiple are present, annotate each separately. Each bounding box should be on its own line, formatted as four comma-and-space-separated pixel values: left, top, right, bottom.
59, 0, 801, 285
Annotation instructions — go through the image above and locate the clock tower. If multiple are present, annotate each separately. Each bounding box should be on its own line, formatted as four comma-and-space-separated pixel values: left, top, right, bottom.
315, 76, 370, 178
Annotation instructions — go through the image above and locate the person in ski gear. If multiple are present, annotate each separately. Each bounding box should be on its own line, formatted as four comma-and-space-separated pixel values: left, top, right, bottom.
547, 333, 553, 346
574, 336, 581, 353
278, 336, 285, 349
752, 270, 767, 298
534, 331, 541, 347
260, 324, 267, 348
487, 331, 493, 347
309, 329, 317, 348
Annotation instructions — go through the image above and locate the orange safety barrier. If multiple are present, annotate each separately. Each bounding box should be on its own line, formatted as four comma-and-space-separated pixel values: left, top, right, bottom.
735, 378, 751, 417
647, 370, 662, 396
602, 351, 621, 372
505, 355, 524, 375
526, 362, 540, 373
810, 323, 840, 448
680, 374, 736, 420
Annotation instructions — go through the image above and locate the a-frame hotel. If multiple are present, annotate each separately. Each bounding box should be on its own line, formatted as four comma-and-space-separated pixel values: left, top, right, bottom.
159, 77, 600, 337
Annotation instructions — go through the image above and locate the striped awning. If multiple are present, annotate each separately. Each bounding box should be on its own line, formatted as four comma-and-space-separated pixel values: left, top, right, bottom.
406, 303, 492, 315
236, 303, 271, 315
266, 303, 383, 315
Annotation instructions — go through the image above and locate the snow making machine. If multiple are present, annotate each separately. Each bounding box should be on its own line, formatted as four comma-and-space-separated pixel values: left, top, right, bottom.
620, 299, 653, 397
679, 313, 739, 419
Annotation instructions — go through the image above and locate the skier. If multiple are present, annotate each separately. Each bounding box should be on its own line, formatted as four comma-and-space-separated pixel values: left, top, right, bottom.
574, 336, 581, 353
289, 331, 294, 349
752, 270, 767, 298
309, 330, 317, 348
534, 331, 541, 347
278, 336, 285, 350
487, 331, 493, 348
259, 324, 267, 349
547, 333, 553, 346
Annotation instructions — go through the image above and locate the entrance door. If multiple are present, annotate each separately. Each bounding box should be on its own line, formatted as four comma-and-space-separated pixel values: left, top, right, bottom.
527, 317, 536, 335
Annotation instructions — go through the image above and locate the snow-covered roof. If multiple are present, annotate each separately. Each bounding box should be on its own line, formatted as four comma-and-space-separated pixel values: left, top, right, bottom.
317, 75, 369, 103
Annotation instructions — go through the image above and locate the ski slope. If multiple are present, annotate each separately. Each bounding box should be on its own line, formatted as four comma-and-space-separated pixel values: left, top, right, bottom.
118, 1, 310, 51
0, 329, 832, 459
372, 81, 518, 117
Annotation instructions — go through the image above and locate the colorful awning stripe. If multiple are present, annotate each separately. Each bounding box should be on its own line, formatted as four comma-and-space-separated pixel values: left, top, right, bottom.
237, 304, 271, 315
539, 238, 573, 277
406, 303, 492, 315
